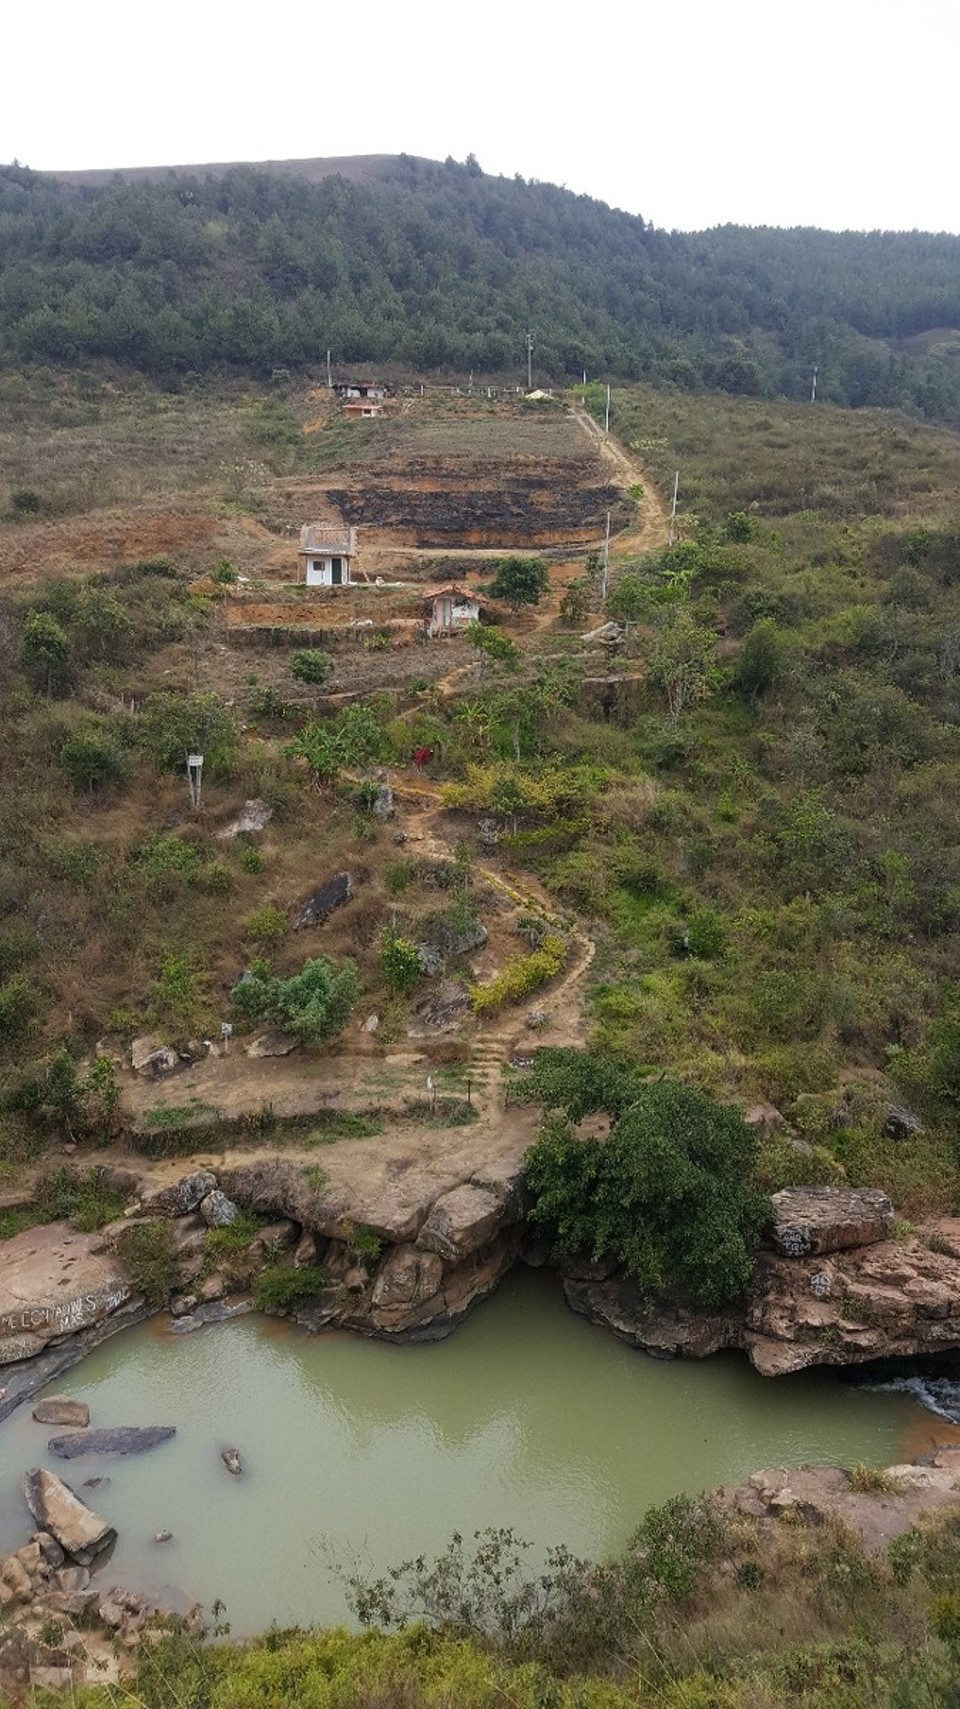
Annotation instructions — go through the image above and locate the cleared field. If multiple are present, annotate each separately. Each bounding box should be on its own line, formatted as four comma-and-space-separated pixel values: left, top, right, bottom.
375, 409, 598, 467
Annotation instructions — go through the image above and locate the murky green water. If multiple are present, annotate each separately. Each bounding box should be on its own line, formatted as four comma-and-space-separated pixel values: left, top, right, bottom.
0, 1270, 926, 1632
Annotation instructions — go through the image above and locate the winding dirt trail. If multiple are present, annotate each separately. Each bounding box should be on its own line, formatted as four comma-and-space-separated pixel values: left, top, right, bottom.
384, 774, 595, 1103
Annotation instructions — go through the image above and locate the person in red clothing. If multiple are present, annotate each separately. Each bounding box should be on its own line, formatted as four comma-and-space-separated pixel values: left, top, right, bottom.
413, 745, 432, 773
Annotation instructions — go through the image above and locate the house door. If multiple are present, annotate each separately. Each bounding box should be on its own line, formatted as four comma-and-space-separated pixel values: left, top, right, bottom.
331, 558, 343, 585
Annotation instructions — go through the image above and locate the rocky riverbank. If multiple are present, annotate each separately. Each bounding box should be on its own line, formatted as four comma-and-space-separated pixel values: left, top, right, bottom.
563, 1186, 960, 1380
6, 1171, 960, 1420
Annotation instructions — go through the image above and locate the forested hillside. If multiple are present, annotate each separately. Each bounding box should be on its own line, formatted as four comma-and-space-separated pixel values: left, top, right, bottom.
2, 155, 960, 418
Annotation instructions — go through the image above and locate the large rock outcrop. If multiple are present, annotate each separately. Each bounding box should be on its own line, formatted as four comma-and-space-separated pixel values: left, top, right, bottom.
557, 1198, 960, 1378
769, 1186, 895, 1257
0, 1226, 136, 1368
746, 1218, 960, 1375
222, 1141, 529, 1342
21, 1469, 115, 1565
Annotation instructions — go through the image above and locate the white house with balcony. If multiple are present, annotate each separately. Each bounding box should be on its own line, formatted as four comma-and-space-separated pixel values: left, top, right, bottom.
297, 522, 357, 587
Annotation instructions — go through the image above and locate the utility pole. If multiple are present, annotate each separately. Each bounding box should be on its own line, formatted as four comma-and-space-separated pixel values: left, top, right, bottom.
601, 510, 611, 602
605, 383, 611, 434
326, 349, 332, 391
526, 332, 534, 391
810, 363, 819, 403
582, 368, 587, 387
668, 471, 680, 547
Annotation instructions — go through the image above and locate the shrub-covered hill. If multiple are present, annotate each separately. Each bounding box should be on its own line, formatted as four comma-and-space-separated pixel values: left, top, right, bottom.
2, 154, 960, 419
1, 375, 960, 1217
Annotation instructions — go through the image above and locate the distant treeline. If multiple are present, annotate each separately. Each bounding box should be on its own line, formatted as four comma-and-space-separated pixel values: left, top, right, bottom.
3, 155, 960, 418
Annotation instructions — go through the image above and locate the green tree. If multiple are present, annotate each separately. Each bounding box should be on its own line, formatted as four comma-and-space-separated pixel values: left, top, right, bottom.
380, 930, 422, 993
290, 648, 331, 685
73, 587, 132, 661
559, 578, 590, 624
648, 608, 717, 720
733, 618, 787, 702
525, 1051, 767, 1307
232, 956, 358, 1044
139, 692, 240, 776
59, 723, 128, 792
465, 623, 521, 676
21, 610, 72, 694
285, 722, 344, 788
489, 556, 550, 611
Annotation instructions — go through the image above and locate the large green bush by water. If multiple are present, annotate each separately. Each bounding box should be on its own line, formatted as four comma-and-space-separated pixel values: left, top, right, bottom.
524, 1050, 768, 1306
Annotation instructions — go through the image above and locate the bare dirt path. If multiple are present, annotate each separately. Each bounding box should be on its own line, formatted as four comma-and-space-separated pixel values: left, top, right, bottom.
570, 405, 669, 558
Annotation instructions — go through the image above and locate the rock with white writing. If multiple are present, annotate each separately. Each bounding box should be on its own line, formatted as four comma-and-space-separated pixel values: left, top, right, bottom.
0, 1225, 133, 1363
0, 1333, 48, 1366
22, 1469, 116, 1565
770, 1187, 894, 1257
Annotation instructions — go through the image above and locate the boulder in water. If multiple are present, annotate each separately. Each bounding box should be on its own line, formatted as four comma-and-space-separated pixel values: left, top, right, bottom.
22, 1468, 116, 1565
48, 1425, 176, 1459
221, 1447, 243, 1477
32, 1397, 90, 1428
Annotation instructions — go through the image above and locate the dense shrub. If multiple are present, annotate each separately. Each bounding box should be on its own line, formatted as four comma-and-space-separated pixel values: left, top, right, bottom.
525, 1051, 767, 1306
232, 956, 358, 1044
253, 1263, 328, 1312
470, 936, 566, 1012
290, 647, 331, 685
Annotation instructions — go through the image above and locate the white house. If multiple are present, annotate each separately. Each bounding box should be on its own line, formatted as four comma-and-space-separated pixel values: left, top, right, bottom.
332, 381, 387, 401
298, 522, 357, 587
424, 584, 480, 637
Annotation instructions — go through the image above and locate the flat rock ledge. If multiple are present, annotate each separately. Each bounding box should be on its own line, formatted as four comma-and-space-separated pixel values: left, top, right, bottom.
770, 1186, 895, 1257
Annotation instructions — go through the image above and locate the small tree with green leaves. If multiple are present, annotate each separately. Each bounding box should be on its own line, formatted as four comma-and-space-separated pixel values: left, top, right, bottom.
139, 692, 240, 776
734, 618, 787, 702
380, 929, 422, 993
648, 608, 717, 720
59, 723, 128, 792
21, 610, 72, 695
489, 556, 550, 611
290, 648, 331, 686
466, 623, 521, 678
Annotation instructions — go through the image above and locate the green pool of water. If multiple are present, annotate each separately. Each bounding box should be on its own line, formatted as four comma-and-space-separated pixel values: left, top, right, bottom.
0, 1270, 924, 1632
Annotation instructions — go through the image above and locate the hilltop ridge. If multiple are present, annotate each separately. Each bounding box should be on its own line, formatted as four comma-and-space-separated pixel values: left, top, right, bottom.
3, 155, 960, 419
46, 153, 430, 189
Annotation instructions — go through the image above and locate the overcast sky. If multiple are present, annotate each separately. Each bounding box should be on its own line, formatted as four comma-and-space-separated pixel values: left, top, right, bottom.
5, 0, 956, 233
